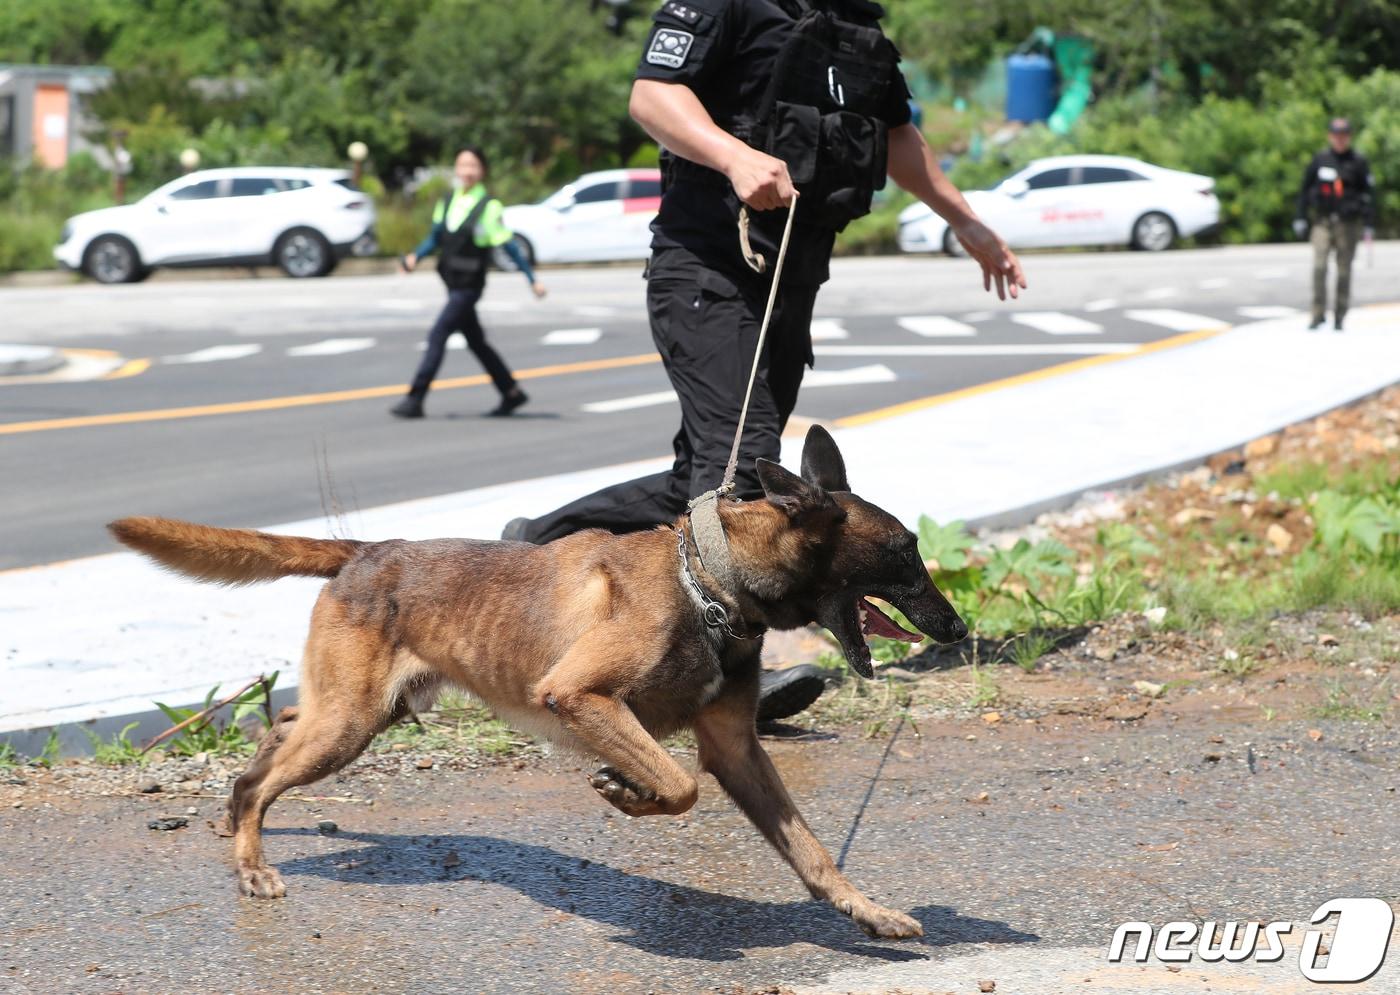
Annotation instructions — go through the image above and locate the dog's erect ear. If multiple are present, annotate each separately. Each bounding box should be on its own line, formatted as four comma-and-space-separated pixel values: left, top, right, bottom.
800, 424, 848, 492
756, 458, 828, 518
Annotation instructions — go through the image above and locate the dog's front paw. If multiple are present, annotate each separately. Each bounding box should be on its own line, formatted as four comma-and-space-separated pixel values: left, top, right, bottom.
839, 898, 923, 940
238, 863, 287, 899
587, 766, 665, 817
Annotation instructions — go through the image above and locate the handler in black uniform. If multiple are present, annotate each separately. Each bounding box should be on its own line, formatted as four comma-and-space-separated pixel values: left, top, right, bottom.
504, 0, 1025, 718
1294, 118, 1375, 332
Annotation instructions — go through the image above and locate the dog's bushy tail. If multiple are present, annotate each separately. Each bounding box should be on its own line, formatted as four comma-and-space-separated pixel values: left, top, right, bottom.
108, 516, 363, 586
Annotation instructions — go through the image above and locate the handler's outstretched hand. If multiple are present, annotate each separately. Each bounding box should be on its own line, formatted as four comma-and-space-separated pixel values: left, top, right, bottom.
531, 281, 548, 299
952, 219, 1026, 301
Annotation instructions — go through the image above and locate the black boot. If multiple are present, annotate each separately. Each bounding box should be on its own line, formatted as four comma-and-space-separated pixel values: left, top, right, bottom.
390, 395, 425, 419
756, 665, 828, 723
488, 387, 528, 417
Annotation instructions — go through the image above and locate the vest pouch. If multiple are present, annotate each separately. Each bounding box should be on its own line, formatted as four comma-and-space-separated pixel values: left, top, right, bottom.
810, 110, 887, 230
439, 252, 486, 290
769, 101, 820, 185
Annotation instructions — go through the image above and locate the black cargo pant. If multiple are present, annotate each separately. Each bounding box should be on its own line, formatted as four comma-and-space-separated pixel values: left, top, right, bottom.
409, 287, 517, 399
520, 247, 818, 543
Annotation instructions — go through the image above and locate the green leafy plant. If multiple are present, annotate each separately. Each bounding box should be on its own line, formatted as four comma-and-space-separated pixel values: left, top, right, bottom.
0, 741, 18, 769
85, 721, 146, 766
153, 673, 278, 757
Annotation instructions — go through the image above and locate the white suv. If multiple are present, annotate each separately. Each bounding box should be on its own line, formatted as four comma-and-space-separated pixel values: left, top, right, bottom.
54, 166, 378, 283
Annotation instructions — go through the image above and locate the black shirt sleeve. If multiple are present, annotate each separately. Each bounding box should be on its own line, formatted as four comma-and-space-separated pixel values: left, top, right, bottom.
1297, 152, 1320, 221
635, 0, 734, 88
882, 68, 913, 129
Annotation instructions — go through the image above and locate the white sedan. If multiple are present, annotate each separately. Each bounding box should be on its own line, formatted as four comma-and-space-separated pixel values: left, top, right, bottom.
898, 155, 1219, 255
502, 168, 661, 266
54, 166, 377, 283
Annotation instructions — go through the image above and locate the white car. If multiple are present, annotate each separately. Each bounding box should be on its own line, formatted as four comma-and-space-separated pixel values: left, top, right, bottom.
898, 155, 1219, 255
54, 166, 377, 283
502, 168, 661, 265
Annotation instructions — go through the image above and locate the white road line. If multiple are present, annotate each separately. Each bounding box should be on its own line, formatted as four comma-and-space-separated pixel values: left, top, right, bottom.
809, 319, 849, 340
1084, 298, 1119, 312
582, 364, 898, 414
1144, 287, 1179, 300
897, 315, 976, 337
1199, 277, 1230, 290
1237, 305, 1302, 320
582, 389, 677, 414
542, 328, 602, 346
1123, 309, 1230, 332
162, 344, 263, 364
813, 344, 1139, 357
1010, 312, 1103, 335
286, 338, 376, 357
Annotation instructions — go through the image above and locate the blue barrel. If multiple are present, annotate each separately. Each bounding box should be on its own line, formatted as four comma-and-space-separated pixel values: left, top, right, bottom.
1005, 53, 1057, 123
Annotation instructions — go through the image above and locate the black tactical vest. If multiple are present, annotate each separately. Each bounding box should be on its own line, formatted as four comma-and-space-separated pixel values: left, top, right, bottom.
436, 192, 492, 291
751, 0, 896, 229
668, 0, 898, 232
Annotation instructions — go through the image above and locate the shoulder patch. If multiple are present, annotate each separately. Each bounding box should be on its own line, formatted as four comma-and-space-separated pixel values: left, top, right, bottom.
661, 1, 702, 24
646, 28, 695, 68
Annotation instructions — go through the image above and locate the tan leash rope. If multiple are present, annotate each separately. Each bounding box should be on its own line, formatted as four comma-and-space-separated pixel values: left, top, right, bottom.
720, 193, 799, 495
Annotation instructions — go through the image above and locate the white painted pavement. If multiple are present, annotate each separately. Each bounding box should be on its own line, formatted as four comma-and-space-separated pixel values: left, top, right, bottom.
161, 344, 263, 364
581, 364, 897, 413
1123, 309, 1230, 333
814, 343, 1139, 357
897, 315, 976, 337
285, 338, 377, 357
5, 304, 1400, 734
1010, 311, 1104, 335
808, 319, 848, 340
542, 327, 603, 346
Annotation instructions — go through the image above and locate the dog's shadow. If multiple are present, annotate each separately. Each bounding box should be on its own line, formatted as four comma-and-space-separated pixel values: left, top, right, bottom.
274, 830, 1038, 962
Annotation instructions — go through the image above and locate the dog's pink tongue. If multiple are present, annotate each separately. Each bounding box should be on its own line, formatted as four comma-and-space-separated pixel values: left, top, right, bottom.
860, 598, 922, 642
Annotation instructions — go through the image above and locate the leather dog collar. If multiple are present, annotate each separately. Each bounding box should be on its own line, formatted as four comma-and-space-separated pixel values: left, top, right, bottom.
679, 491, 758, 641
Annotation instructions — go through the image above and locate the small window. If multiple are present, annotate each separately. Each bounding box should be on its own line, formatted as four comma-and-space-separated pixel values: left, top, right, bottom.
1025, 168, 1074, 190
1081, 167, 1145, 184
627, 177, 662, 199
573, 181, 624, 204
230, 177, 283, 197
169, 179, 222, 201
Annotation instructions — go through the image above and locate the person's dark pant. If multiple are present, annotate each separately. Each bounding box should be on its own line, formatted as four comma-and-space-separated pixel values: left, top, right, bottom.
521, 248, 819, 544
1310, 216, 1363, 325
409, 287, 517, 398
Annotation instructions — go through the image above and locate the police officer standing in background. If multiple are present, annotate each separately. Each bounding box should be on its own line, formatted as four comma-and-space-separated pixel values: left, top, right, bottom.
1295, 118, 1375, 332
503, 0, 1026, 719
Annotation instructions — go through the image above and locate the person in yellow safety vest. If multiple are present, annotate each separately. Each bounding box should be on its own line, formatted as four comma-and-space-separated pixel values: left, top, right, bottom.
392, 147, 547, 419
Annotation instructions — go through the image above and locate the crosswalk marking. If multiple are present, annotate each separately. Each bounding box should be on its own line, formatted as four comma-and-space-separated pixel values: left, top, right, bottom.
1123, 309, 1229, 333
1237, 305, 1301, 320
814, 344, 1138, 357
809, 319, 849, 340
286, 338, 376, 357
582, 389, 677, 414
542, 328, 602, 346
1199, 278, 1230, 290
1084, 298, 1119, 312
162, 344, 263, 364
1144, 286, 1179, 301
1010, 312, 1103, 335
897, 316, 976, 337
582, 364, 897, 414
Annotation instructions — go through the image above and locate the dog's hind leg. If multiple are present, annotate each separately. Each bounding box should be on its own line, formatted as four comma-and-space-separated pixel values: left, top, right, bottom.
693, 690, 923, 940
534, 628, 698, 817
228, 603, 398, 898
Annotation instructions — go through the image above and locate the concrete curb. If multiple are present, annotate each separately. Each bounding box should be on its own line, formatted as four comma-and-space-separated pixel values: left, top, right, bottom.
0, 344, 65, 377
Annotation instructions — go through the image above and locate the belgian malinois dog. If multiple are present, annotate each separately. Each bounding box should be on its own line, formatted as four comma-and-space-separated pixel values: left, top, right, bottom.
110, 426, 966, 939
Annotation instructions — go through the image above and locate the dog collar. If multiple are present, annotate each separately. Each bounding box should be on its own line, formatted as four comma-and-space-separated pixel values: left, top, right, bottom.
677, 519, 758, 641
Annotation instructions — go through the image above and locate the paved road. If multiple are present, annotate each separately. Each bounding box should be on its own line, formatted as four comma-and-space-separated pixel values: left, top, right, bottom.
2, 244, 1395, 570
1, 713, 1396, 993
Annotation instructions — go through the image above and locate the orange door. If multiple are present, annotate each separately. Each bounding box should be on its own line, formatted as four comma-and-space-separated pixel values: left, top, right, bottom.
32, 84, 68, 168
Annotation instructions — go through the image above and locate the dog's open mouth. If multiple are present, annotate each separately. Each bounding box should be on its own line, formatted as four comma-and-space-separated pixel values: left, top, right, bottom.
858, 597, 922, 643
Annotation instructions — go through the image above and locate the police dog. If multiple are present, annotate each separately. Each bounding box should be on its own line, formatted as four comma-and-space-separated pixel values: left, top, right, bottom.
109, 426, 966, 939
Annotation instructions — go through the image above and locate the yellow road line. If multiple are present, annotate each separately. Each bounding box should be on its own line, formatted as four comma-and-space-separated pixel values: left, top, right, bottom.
0, 352, 660, 436
835, 327, 1222, 428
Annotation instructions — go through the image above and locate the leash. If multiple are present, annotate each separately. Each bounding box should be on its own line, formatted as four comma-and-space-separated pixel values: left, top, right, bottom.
722, 194, 799, 496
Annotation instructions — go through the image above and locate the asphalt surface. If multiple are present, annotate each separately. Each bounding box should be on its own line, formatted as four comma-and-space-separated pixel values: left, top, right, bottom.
2, 244, 1396, 570
1, 712, 1396, 993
